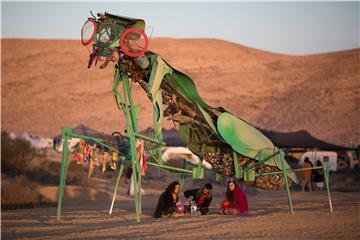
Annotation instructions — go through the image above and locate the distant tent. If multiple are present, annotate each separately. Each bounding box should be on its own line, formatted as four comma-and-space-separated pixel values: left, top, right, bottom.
21, 132, 53, 149
140, 127, 185, 147
139, 127, 349, 150
53, 124, 104, 152
72, 124, 101, 137
162, 128, 185, 147
53, 124, 106, 140
259, 129, 347, 151
146, 128, 348, 150
53, 124, 129, 152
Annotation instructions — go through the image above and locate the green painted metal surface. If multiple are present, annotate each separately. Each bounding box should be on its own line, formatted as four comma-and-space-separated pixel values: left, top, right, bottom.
244, 171, 255, 181
179, 161, 188, 191
178, 124, 217, 155
147, 162, 192, 174
217, 113, 297, 183
192, 166, 204, 179
167, 69, 211, 111
56, 127, 71, 221
244, 150, 297, 183
148, 57, 172, 99
232, 151, 242, 179
121, 71, 141, 222
106, 13, 145, 31
197, 103, 221, 137
147, 56, 169, 164
217, 112, 274, 155
280, 151, 294, 214
112, 67, 125, 111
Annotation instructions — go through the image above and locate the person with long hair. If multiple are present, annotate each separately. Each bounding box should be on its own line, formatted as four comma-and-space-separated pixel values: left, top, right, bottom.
220, 179, 248, 216
154, 181, 184, 218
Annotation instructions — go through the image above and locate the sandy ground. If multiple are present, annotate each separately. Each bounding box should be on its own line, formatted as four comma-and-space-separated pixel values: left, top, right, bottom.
2, 179, 360, 240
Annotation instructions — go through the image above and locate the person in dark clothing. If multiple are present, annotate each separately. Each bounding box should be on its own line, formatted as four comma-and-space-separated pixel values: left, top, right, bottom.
154, 181, 183, 218
184, 183, 213, 215
312, 160, 324, 191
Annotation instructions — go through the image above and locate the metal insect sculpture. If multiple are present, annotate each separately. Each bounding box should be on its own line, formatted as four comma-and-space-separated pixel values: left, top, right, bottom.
57, 12, 333, 223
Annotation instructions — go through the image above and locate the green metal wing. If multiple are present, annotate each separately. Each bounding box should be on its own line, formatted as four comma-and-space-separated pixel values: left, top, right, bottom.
167, 69, 212, 111
217, 112, 297, 183
217, 112, 274, 156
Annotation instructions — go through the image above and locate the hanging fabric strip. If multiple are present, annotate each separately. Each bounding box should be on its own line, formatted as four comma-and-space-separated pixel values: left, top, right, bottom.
135, 139, 147, 176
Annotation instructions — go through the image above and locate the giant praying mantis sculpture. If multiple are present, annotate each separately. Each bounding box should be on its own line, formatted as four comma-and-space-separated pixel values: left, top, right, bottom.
57, 12, 333, 223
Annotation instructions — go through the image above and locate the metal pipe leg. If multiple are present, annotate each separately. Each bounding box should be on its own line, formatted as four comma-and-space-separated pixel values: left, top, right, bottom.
280, 151, 294, 214
324, 166, 333, 213
109, 162, 125, 215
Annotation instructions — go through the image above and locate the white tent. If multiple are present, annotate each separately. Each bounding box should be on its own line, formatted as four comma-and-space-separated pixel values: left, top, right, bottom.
21, 132, 53, 149
9, 132, 17, 140
162, 147, 212, 170
55, 138, 81, 153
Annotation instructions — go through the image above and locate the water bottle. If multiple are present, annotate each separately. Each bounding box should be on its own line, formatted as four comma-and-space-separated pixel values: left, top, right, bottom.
190, 200, 197, 215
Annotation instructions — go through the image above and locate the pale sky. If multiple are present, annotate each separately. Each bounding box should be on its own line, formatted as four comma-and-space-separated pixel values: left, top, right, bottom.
1, 1, 359, 55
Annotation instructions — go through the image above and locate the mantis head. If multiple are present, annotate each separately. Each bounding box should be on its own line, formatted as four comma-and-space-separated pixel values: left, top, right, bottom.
81, 12, 149, 69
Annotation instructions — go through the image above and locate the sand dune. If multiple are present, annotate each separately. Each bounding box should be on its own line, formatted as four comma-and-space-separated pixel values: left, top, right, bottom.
1, 38, 359, 145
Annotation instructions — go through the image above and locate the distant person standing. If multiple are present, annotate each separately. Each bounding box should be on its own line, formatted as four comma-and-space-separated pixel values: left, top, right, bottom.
312, 160, 324, 191
151, 166, 161, 180
125, 166, 133, 195
301, 157, 313, 192
125, 166, 145, 196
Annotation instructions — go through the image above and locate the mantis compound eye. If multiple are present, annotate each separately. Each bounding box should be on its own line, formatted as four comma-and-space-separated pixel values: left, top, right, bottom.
81, 18, 97, 46
120, 28, 149, 58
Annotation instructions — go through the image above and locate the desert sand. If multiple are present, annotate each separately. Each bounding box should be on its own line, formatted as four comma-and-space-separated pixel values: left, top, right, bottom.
2, 177, 360, 239
2, 38, 359, 145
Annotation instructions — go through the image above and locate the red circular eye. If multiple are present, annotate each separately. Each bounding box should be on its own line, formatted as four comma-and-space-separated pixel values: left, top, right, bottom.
120, 28, 149, 58
81, 19, 97, 46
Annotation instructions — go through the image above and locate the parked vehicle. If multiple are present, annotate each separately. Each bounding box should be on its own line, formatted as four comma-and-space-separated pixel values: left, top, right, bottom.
299, 151, 337, 171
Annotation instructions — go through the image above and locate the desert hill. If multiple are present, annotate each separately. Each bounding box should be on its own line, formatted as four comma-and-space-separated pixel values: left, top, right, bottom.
1, 38, 359, 145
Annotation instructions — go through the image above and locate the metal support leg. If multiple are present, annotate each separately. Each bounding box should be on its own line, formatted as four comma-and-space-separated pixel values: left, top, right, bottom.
121, 74, 141, 222
215, 172, 222, 183
109, 161, 125, 215
56, 134, 70, 221
324, 166, 333, 213
179, 161, 187, 191
233, 151, 241, 179
280, 151, 294, 214
125, 78, 143, 216
137, 163, 142, 214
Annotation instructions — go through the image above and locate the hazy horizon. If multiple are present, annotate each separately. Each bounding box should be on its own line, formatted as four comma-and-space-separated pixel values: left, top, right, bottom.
1, 1, 359, 55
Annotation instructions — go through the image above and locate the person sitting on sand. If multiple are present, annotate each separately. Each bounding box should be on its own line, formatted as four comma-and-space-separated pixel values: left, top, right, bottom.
220, 179, 248, 216
154, 181, 184, 218
184, 183, 213, 215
